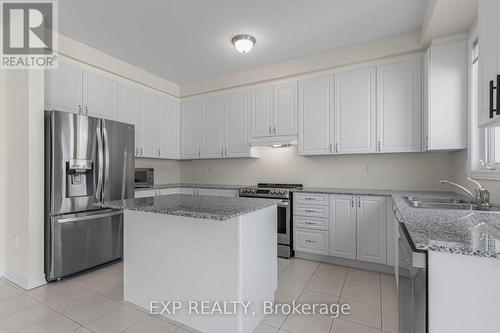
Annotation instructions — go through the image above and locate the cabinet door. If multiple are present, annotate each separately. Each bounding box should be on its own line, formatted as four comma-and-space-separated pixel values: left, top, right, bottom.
251, 87, 273, 137
274, 82, 298, 136
200, 95, 224, 158
377, 59, 421, 153
117, 83, 139, 125
82, 70, 118, 120
478, 0, 497, 125
45, 61, 82, 114
137, 90, 158, 158
356, 196, 387, 264
334, 68, 376, 154
298, 75, 333, 155
158, 96, 180, 159
330, 195, 357, 260
181, 99, 201, 159
225, 91, 250, 157
426, 40, 468, 149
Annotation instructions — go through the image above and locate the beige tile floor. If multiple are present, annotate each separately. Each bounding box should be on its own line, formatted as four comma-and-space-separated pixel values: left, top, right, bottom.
0, 258, 398, 333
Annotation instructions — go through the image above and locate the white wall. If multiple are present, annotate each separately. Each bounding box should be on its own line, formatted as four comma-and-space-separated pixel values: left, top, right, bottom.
180, 147, 456, 191
136, 158, 181, 184
1, 69, 45, 288
0, 69, 5, 273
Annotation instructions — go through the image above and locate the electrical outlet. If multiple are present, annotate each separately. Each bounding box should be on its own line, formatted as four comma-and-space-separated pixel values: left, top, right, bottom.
366, 164, 375, 174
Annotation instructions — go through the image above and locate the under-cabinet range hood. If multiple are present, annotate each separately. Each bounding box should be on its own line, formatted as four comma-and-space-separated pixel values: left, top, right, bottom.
250, 135, 298, 147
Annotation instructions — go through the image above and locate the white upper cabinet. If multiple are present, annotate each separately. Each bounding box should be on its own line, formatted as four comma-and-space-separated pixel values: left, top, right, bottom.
298, 75, 333, 155
181, 99, 202, 159
334, 68, 376, 154
225, 91, 251, 157
82, 70, 118, 120
117, 83, 138, 125
330, 195, 357, 260
45, 61, 83, 114
478, 0, 499, 126
377, 59, 422, 153
356, 196, 387, 264
201, 95, 224, 158
423, 39, 468, 149
252, 87, 274, 137
158, 96, 180, 159
274, 82, 298, 136
251, 82, 298, 138
137, 90, 158, 158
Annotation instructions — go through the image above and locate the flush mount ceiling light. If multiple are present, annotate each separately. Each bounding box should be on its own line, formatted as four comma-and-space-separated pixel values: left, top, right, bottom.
231, 34, 256, 53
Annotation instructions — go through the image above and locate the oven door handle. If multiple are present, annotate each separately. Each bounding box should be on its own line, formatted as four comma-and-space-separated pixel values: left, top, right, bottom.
277, 201, 289, 207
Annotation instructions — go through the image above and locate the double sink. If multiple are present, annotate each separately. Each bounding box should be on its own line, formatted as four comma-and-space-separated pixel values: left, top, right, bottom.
403, 196, 500, 212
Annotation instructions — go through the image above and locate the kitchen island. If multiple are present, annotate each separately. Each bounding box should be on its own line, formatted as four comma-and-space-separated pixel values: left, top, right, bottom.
99, 194, 279, 333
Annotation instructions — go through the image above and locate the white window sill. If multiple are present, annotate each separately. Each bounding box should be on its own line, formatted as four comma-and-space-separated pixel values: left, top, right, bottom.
469, 169, 500, 181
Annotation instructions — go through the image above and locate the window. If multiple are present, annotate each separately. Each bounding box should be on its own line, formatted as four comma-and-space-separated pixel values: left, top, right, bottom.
469, 33, 500, 179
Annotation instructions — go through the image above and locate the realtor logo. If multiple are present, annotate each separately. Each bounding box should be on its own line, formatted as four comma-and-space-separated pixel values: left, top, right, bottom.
1, 0, 58, 68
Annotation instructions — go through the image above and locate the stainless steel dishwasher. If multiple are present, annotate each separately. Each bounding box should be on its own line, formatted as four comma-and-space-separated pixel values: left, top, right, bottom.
398, 222, 427, 333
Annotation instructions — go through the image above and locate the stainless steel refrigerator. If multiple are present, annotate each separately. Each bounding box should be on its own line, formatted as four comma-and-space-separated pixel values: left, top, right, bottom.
44, 110, 135, 281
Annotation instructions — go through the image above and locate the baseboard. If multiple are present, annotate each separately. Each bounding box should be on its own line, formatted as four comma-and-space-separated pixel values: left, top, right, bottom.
295, 252, 395, 274
1, 269, 46, 290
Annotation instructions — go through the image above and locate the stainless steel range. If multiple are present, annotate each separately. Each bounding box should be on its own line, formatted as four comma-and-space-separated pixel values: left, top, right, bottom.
239, 183, 303, 258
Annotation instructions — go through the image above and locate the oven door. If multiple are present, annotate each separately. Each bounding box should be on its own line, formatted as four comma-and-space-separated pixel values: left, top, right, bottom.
277, 201, 290, 245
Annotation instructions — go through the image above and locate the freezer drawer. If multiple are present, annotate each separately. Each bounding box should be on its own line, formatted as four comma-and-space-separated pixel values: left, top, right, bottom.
46, 209, 123, 281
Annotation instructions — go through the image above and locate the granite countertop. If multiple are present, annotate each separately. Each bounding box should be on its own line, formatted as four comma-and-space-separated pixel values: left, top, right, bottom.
134, 183, 246, 191
294, 187, 500, 258
98, 194, 280, 221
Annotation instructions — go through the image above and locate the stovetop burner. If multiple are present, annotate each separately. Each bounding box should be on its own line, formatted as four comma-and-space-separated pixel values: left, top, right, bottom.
239, 183, 303, 199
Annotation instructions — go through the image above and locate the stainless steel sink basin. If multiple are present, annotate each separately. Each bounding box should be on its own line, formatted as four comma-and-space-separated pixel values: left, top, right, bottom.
403, 196, 500, 212
404, 196, 470, 204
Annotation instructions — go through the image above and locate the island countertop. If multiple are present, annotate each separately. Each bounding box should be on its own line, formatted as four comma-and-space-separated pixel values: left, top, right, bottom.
98, 194, 281, 221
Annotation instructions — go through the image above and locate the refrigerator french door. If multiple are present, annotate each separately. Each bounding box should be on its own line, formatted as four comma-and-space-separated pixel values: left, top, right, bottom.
44, 110, 134, 281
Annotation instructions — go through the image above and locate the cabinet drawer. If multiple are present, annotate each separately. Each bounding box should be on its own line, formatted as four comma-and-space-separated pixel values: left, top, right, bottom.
294, 193, 329, 205
294, 229, 329, 255
294, 216, 329, 231
293, 204, 329, 218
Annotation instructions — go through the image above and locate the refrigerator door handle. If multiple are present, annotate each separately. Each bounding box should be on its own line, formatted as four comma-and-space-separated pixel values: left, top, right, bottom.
96, 123, 104, 201
103, 123, 110, 201
57, 210, 123, 223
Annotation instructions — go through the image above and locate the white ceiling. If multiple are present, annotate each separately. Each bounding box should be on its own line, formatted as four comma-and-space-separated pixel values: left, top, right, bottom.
59, 0, 428, 84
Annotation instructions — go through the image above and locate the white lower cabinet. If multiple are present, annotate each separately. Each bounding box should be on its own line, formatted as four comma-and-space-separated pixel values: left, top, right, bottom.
356, 196, 387, 264
294, 193, 388, 265
329, 195, 357, 260
294, 229, 329, 255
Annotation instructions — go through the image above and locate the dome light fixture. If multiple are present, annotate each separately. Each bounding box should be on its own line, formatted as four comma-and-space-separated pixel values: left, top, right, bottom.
231, 34, 256, 53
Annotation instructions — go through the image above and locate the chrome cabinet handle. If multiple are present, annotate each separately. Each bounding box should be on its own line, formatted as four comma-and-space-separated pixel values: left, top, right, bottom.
85, 106, 88, 116
78, 105, 82, 115
225, 148, 227, 157
305, 209, 317, 213
269, 125, 272, 134
140, 147, 143, 156
198, 150, 201, 158
377, 140, 381, 152
358, 199, 361, 208
335, 143, 339, 153
351, 200, 354, 207
158, 149, 161, 157
329, 143, 333, 153
304, 197, 315, 201
274, 125, 277, 134
305, 240, 316, 243
135, 147, 138, 156
221, 148, 224, 157
304, 222, 316, 225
